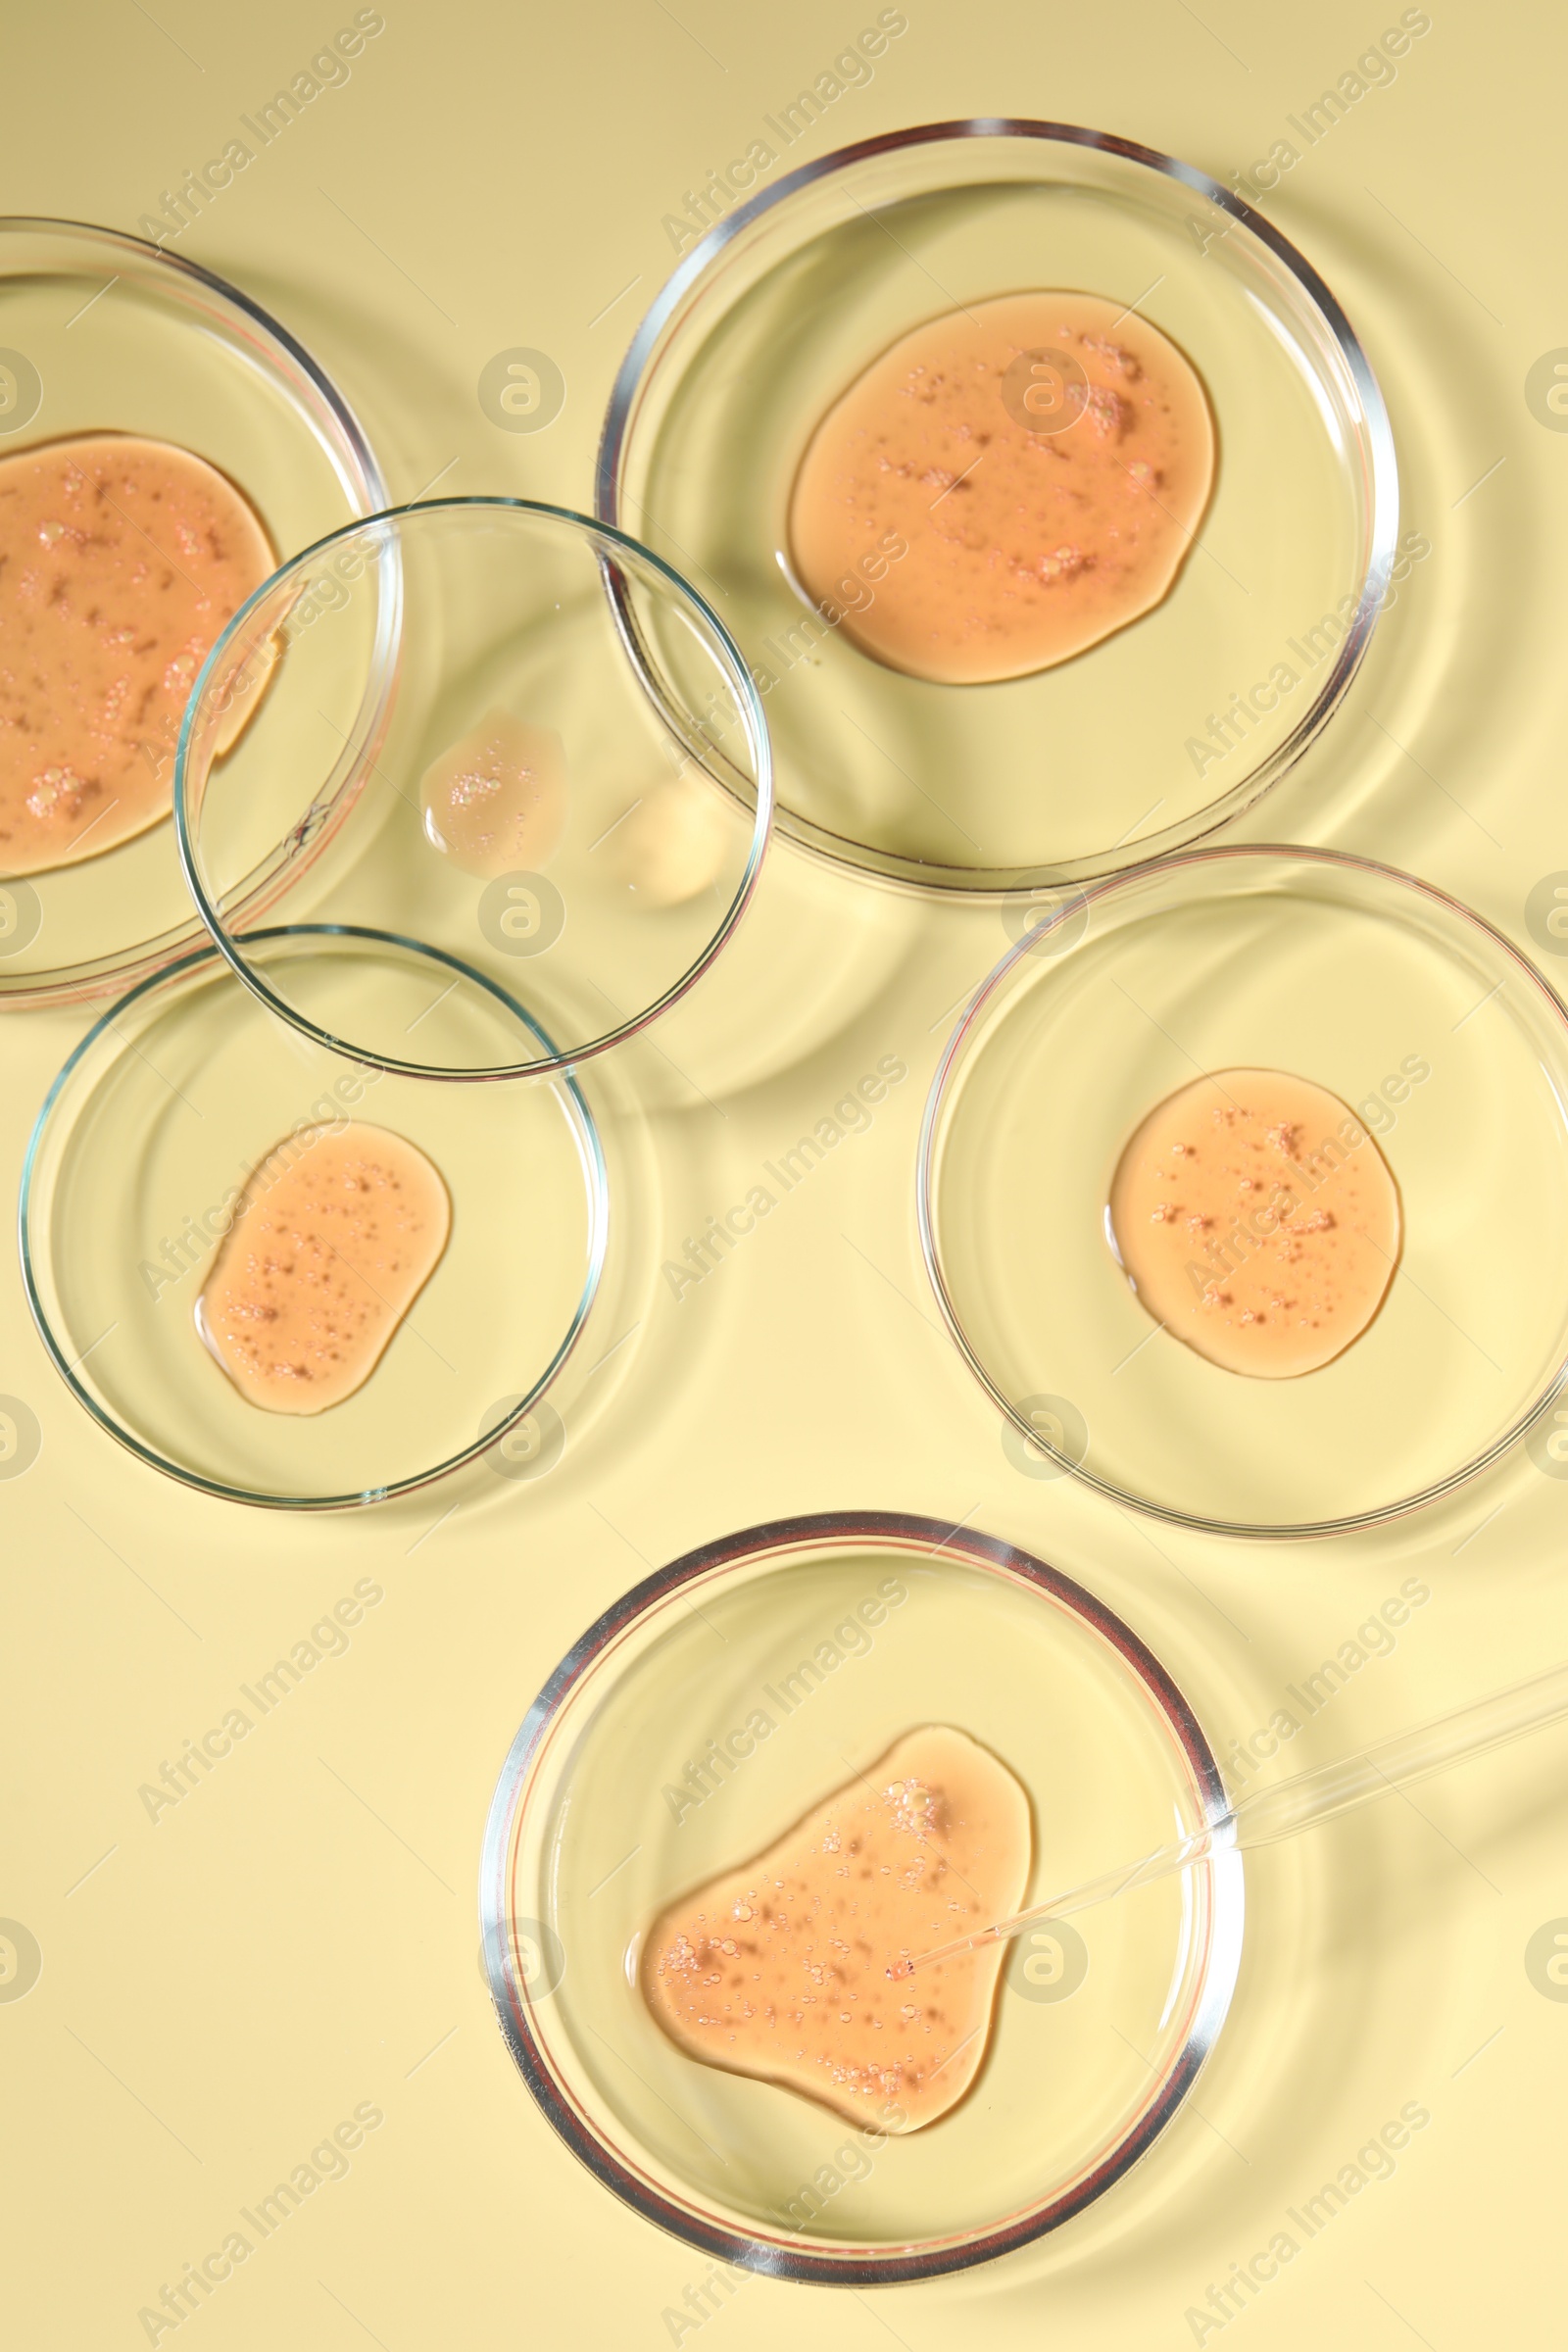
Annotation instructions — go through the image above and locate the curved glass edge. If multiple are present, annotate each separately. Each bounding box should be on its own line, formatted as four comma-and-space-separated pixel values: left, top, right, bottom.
594, 119, 1399, 897
173, 497, 775, 1081
0, 216, 391, 1004
15, 924, 610, 1512
479, 1509, 1244, 2283
917, 844, 1568, 1540
175, 510, 407, 983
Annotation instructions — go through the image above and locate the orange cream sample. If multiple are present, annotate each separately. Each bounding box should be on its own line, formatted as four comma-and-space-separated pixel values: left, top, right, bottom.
419, 709, 566, 877
787, 291, 1214, 684
640, 1726, 1031, 2132
1108, 1068, 1401, 1378
0, 433, 274, 874
196, 1122, 450, 1414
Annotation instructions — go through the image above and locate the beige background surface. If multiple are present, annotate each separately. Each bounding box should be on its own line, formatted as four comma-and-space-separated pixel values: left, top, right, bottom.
4, 1, 1567, 2344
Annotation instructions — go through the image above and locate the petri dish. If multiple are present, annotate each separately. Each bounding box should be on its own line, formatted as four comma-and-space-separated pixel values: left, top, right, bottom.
20, 926, 606, 1508
0, 218, 389, 1006
597, 120, 1396, 894
480, 1511, 1243, 2282
174, 498, 772, 1080
919, 846, 1568, 1537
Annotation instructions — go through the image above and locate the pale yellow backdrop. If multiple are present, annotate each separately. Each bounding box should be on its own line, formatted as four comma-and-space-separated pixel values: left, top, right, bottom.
3, 2, 1564, 2346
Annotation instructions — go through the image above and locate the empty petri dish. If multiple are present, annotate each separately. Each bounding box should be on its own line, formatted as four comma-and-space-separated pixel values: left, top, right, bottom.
0, 218, 388, 1006
174, 498, 772, 1080
919, 847, 1568, 1537
597, 121, 1396, 893
20, 927, 606, 1508
480, 1511, 1242, 2281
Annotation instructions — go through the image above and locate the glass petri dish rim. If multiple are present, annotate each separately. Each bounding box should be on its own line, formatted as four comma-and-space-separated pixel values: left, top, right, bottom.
595, 118, 1399, 897
172, 495, 775, 1082
17, 922, 610, 1510
0, 214, 392, 1006
917, 842, 1568, 1541
479, 1507, 1244, 2284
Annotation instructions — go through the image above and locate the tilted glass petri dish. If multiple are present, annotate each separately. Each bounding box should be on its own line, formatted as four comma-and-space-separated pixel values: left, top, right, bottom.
20, 927, 607, 1508
480, 1512, 1242, 2282
0, 218, 390, 1005
174, 499, 772, 1080
598, 121, 1396, 893
919, 847, 1568, 1537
